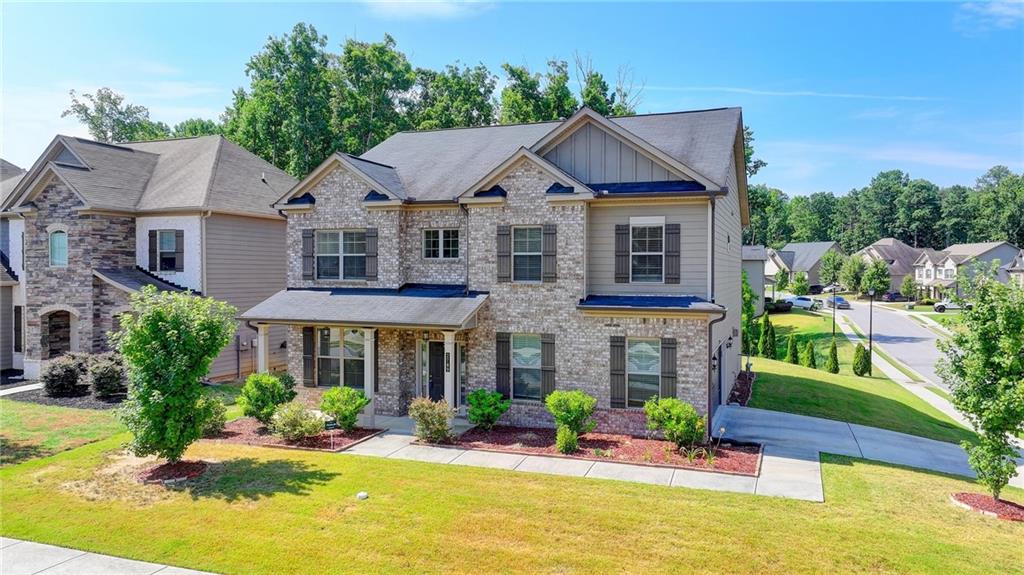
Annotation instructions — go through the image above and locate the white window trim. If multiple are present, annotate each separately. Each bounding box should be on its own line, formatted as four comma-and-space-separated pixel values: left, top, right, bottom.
423, 228, 460, 260
626, 337, 661, 408
156, 229, 177, 272
48, 230, 68, 268
510, 333, 542, 402
511, 225, 543, 283
316, 229, 367, 280
629, 216, 665, 284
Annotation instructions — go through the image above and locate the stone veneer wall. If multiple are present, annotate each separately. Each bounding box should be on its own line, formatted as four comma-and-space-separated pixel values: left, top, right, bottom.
92, 277, 130, 352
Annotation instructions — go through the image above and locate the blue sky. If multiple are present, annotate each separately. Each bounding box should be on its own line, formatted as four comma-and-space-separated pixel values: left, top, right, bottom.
2, 1, 1022, 195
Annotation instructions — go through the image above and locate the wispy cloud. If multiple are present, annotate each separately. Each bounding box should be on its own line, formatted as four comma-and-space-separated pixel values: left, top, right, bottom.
955, 1, 1024, 36
853, 106, 902, 119
360, 0, 494, 20
645, 85, 940, 102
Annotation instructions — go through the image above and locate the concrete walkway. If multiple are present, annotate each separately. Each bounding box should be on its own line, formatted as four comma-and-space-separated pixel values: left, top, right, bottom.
0, 383, 42, 397
0, 538, 213, 575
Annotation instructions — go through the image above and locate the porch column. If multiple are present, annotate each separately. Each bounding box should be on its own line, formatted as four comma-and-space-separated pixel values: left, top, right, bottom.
443, 330, 456, 409
364, 328, 377, 425
256, 323, 270, 373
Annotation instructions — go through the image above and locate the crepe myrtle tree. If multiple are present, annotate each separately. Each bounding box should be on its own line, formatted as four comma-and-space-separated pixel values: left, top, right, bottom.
860, 260, 891, 297
774, 268, 789, 293
791, 272, 810, 296
938, 266, 1024, 499
900, 275, 917, 301
113, 286, 237, 463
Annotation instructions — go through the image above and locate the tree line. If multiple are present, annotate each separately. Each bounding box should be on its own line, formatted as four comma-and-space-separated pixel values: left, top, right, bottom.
745, 166, 1024, 253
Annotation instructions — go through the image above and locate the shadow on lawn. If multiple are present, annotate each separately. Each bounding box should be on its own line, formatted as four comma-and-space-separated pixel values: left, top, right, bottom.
179, 457, 337, 502
0, 437, 48, 466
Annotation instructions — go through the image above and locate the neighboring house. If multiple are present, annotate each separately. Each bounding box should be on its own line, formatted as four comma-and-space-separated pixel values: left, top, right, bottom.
241, 106, 749, 434
1, 159, 27, 373
912, 241, 1022, 298
1006, 249, 1024, 288
0, 135, 295, 379
854, 238, 923, 293
763, 247, 794, 287
772, 241, 843, 286
741, 245, 767, 316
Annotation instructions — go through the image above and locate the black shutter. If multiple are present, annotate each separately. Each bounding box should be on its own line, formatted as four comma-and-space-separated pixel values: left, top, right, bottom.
13, 306, 23, 353
615, 224, 630, 283
495, 332, 511, 398
542, 224, 557, 282
660, 338, 677, 398
302, 229, 315, 280
365, 228, 378, 281
302, 327, 315, 387
148, 230, 157, 271
541, 333, 555, 399
610, 336, 626, 408
496, 225, 511, 282
174, 230, 185, 272
665, 223, 680, 284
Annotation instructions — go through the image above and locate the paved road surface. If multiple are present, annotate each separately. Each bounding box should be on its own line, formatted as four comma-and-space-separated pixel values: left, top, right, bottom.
839, 301, 945, 387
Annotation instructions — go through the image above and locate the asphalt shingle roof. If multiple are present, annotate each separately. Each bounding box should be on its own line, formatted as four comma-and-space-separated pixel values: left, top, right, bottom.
93, 267, 187, 293
780, 241, 841, 272
855, 238, 923, 276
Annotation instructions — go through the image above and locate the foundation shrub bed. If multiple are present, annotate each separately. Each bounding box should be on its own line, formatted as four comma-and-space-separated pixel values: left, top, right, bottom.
88, 353, 127, 398
408, 397, 455, 443
238, 373, 296, 424
271, 403, 325, 441
643, 397, 705, 450
319, 387, 370, 432
207, 416, 380, 451
544, 390, 597, 435
466, 389, 510, 431
41, 355, 86, 397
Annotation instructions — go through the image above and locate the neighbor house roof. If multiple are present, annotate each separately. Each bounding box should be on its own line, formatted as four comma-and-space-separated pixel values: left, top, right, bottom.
742, 245, 768, 261
780, 241, 841, 272
766, 248, 795, 271
914, 248, 947, 266
3, 135, 295, 217
1005, 250, 1024, 273
945, 241, 1013, 258
0, 159, 26, 208
93, 267, 188, 294
855, 238, 923, 277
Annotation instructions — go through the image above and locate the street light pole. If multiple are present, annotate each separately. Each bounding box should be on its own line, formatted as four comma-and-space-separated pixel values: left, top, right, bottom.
832, 290, 836, 337
867, 288, 875, 375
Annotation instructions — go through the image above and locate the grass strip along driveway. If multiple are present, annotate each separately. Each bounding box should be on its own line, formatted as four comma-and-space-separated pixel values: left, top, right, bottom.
2, 437, 1022, 575
0, 399, 123, 466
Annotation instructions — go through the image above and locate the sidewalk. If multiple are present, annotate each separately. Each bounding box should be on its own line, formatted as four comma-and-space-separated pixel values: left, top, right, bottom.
0, 383, 42, 398
0, 538, 213, 575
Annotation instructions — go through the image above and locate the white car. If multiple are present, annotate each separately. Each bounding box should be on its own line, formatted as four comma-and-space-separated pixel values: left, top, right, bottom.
786, 296, 821, 311
933, 299, 971, 313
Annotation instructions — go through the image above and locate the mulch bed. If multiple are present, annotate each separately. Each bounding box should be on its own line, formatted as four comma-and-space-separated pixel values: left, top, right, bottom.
728, 371, 756, 406
205, 417, 382, 452
137, 460, 208, 484
452, 426, 761, 475
3, 387, 125, 410
951, 492, 1024, 522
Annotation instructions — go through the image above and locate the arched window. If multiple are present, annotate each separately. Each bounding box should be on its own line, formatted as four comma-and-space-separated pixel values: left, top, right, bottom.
49, 230, 68, 267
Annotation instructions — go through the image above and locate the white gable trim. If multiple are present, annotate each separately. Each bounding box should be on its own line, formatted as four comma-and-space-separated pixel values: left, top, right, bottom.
457, 147, 595, 203
274, 153, 402, 206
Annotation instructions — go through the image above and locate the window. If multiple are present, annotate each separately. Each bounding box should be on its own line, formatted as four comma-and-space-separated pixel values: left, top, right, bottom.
424, 229, 459, 259
317, 328, 365, 388
626, 338, 660, 407
925, 268, 933, 280
157, 230, 177, 272
316, 230, 366, 280
49, 231, 67, 267
512, 226, 542, 282
631, 224, 664, 282
511, 334, 542, 401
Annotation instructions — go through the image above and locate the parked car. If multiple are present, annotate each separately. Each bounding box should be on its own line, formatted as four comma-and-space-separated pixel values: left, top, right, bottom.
765, 297, 793, 313
933, 299, 972, 313
786, 296, 822, 311
808, 284, 824, 295
826, 295, 851, 309
881, 292, 908, 302
822, 284, 841, 293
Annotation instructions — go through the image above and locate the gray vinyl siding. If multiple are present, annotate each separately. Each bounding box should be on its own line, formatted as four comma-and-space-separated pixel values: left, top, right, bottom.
711, 145, 743, 417
204, 214, 287, 379
0, 286, 11, 370
586, 203, 708, 296
543, 123, 686, 184
741, 259, 765, 316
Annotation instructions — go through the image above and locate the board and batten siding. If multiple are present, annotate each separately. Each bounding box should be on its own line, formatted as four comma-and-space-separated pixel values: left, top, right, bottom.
542, 122, 686, 184
204, 214, 288, 379
586, 203, 708, 297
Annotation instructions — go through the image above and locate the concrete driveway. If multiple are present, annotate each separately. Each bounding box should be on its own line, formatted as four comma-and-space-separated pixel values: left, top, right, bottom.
840, 300, 945, 386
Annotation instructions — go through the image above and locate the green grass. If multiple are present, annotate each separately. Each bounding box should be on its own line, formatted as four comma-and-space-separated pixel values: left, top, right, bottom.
204, 381, 245, 420
880, 303, 935, 312
923, 312, 962, 330
927, 386, 953, 402
1, 437, 1021, 574
749, 358, 975, 445
0, 399, 123, 466
769, 310, 855, 369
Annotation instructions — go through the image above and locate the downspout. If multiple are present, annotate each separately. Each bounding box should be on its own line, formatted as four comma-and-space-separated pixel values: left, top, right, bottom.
460, 203, 470, 296
709, 198, 716, 303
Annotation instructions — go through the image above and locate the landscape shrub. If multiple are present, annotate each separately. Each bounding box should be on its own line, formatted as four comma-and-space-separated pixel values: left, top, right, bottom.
853, 343, 871, 376
271, 402, 324, 441
825, 339, 840, 374
544, 390, 597, 435
784, 335, 799, 364
88, 352, 126, 397
466, 388, 510, 431
41, 355, 85, 397
238, 372, 294, 424
918, 298, 936, 306
644, 397, 705, 450
277, 372, 297, 395
319, 386, 370, 432
408, 397, 455, 443
801, 341, 817, 369
555, 425, 578, 454
198, 394, 227, 436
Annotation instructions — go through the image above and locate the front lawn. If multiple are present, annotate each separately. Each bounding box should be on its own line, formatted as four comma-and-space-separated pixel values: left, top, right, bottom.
1, 438, 1021, 574
748, 358, 975, 445
768, 310, 855, 369
923, 312, 962, 330
0, 399, 123, 466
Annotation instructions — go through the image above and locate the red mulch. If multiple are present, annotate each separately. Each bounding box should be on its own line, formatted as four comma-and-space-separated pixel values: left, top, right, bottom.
951, 492, 1024, 522
729, 371, 756, 406
206, 417, 381, 452
455, 426, 761, 475
137, 460, 208, 484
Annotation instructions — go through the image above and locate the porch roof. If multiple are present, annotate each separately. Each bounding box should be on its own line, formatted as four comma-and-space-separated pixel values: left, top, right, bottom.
239, 284, 488, 330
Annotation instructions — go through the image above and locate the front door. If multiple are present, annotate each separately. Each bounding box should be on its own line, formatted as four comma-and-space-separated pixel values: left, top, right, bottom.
428, 342, 445, 401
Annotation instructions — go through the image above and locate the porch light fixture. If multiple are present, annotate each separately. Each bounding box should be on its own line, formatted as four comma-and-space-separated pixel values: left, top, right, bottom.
726, 336, 733, 349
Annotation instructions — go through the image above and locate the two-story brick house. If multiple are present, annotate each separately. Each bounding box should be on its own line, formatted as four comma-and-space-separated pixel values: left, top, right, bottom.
242, 107, 748, 434
0, 135, 295, 380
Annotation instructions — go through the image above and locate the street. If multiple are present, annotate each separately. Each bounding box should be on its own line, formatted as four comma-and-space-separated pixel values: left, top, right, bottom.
838, 300, 946, 387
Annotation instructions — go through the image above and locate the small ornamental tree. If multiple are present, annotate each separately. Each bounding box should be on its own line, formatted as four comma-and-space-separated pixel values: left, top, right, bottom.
818, 250, 845, 288
741, 270, 757, 356
853, 343, 871, 377
238, 372, 295, 424
791, 272, 810, 296
320, 386, 370, 432
758, 313, 776, 359
784, 335, 799, 364
825, 338, 840, 374
840, 257, 866, 294
938, 270, 1024, 499
114, 285, 236, 463
774, 268, 789, 293
900, 275, 917, 301
860, 259, 891, 296
801, 340, 817, 369
767, 319, 777, 359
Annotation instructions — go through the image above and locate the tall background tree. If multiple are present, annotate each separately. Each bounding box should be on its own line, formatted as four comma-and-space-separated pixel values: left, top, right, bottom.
408, 63, 497, 130
62, 88, 172, 143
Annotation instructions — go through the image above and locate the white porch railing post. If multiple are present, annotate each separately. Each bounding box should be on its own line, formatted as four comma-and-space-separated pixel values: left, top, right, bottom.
256, 323, 270, 373
443, 330, 456, 409
364, 327, 377, 429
